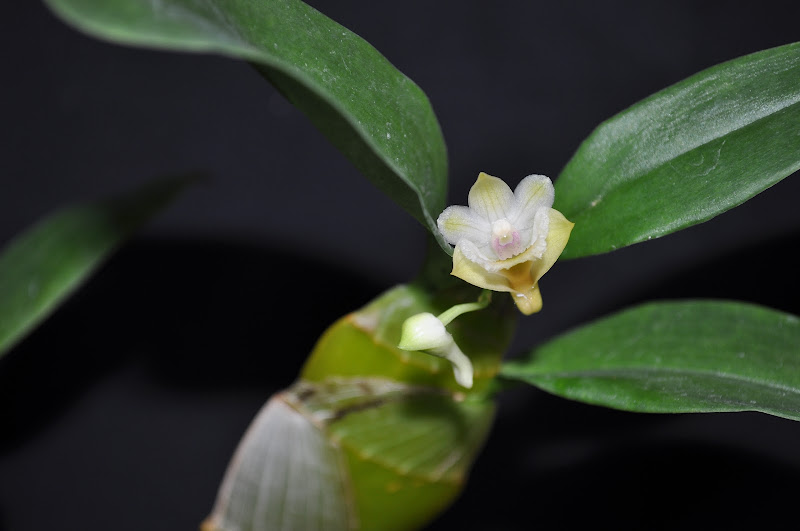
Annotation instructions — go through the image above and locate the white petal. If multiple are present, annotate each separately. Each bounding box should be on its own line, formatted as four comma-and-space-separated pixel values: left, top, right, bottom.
467, 172, 515, 222
527, 208, 551, 258
437, 205, 490, 246
530, 208, 574, 283
510, 174, 555, 229
456, 238, 496, 268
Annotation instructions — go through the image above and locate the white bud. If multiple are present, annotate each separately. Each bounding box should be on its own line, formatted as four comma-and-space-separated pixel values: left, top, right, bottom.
398, 312, 452, 351
398, 312, 473, 389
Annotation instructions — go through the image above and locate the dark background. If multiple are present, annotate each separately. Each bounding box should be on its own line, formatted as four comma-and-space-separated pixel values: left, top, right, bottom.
2, 1, 800, 529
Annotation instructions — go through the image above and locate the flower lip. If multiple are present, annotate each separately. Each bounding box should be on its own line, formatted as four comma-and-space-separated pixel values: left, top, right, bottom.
490, 218, 522, 259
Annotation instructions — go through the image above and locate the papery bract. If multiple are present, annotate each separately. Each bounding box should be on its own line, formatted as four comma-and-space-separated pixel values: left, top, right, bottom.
437, 172, 574, 315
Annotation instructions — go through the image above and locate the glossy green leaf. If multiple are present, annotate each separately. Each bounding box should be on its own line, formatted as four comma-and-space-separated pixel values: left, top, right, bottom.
501, 300, 800, 420
0, 176, 192, 359
555, 42, 800, 259
44, 0, 450, 251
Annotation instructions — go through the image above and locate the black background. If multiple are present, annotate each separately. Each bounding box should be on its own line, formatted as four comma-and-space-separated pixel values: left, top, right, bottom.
2, 1, 800, 529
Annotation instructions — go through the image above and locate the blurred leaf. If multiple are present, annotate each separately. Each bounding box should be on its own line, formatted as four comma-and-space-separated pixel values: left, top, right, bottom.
44, 0, 450, 251
555, 42, 800, 258
0, 176, 192, 359
202, 387, 353, 531
205, 283, 513, 530
502, 300, 800, 421
204, 379, 494, 531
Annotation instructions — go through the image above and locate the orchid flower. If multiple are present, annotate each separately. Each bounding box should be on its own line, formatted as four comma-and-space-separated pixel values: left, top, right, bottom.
437, 172, 574, 315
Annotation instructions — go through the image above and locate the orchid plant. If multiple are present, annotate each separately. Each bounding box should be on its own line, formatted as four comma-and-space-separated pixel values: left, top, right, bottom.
2, 1, 800, 530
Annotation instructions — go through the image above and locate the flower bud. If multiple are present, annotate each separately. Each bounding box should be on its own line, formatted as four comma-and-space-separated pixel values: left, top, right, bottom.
398, 312, 473, 389
398, 312, 452, 351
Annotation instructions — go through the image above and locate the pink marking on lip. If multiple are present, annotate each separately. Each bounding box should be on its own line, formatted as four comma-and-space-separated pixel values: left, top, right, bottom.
492, 231, 522, 260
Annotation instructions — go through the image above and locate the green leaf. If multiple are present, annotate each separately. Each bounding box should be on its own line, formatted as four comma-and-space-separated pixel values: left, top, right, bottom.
501, 300, 800, 421
44, 0, 450, 251
555, 42, 800, 259
0, 176, 192, 359
203, 378, 494, 531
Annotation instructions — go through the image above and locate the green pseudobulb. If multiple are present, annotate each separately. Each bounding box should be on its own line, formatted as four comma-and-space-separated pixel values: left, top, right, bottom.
204, 283, 515, 531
